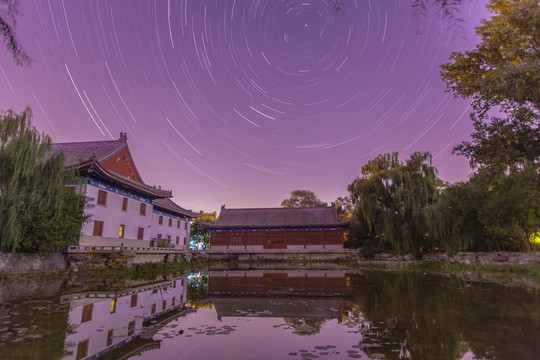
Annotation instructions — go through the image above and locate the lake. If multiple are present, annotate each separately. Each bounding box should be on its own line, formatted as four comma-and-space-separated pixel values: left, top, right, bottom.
0, 269, 539, 360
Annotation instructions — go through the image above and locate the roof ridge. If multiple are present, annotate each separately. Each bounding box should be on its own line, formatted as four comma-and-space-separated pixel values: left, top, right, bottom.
223, 206, 333, 210
52, 139, 122, 146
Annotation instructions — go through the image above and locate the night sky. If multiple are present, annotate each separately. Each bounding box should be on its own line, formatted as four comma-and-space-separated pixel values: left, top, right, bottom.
0, 0, 490, 213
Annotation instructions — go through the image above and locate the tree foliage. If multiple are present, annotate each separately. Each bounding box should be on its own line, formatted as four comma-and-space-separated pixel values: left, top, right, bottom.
441, 0, 540, 114
348, 152, 440, 258
427, 167, 540, 252
281, 190, 327, 208
436, 0, 540, 252
334, 196, 353, 221
0, 108, 86, 252
0, 0, 31, 66
453, 108, 540, 173
190, 210, 216, 249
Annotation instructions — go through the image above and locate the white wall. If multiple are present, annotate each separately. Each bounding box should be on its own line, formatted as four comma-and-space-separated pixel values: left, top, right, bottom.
151, 211, 190, 250
81, 182, 153, 243
62, 276, 187, 360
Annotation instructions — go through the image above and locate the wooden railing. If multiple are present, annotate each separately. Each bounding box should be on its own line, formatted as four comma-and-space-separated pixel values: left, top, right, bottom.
65, 245, 358, 255
65, 245, 187, 254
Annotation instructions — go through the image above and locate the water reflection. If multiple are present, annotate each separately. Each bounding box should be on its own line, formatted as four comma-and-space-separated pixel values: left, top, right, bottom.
345, 272, 540, 360
207, 270, 346, 324
1, 270, 539, 360
60, 277, 188, 360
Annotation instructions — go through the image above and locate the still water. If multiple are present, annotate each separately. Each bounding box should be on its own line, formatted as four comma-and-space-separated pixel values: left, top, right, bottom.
0, 270, 539, 360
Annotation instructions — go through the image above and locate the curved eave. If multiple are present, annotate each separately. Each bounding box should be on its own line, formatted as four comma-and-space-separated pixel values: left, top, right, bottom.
77, 161, 172, 198
153, 205, 201, 219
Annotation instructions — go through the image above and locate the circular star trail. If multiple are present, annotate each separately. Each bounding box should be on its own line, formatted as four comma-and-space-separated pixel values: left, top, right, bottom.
0, 0, 489, 211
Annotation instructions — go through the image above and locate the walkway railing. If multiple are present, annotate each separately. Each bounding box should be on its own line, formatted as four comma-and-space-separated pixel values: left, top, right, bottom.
65, 245, 358, 255
65, 245, 187, 254
189, 248, 358, 254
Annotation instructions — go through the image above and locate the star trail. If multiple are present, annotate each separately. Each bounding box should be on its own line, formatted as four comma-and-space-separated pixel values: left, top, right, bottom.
0, 0, 489, 212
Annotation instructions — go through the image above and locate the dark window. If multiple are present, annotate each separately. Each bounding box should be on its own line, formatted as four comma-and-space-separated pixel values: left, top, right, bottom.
185, 222, 188, 230
137, 227, 144, 240
184, 237, 187, 245
76, 339, 89, 360
107, 329, 114, 346
93, 221, 104, 236
212, 232, 228, 245
325, 231, 343, 244
97, 190, 107, 206
168, 218, 172, 227
287, 231, 304, 244
158, 215, 163, 225
176, 236, 179, 245
157, 234, 162, 239
81, 304, 93, 323
130, 294, 138, 308
230, 232, 244, 245
247, 232, 263, 245
305, 231, 323, 244
177, 220, 180, 228
122, 198, 128, 211
173, 280, 177, 288
172, 297, 176, 306
140, 203, 146, 216
162, 300, 167, 310
266, 232, 285, 245
151, 303, 156, 315
127, 320, 135, 336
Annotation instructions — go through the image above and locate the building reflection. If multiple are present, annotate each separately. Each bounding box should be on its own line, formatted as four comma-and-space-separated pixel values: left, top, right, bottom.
60, 276, 188, 360
206, 271, 348, 322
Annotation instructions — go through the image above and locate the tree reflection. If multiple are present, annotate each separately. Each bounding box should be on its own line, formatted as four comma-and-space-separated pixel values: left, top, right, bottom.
345, 272, 540, 360
187, 273, 211, 309
283, 317, 329, 336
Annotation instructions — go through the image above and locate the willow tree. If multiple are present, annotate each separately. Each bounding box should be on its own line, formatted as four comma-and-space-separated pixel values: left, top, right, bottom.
348, 152, 440, 258
0, 108, 86, 252
0, 0, 32, 66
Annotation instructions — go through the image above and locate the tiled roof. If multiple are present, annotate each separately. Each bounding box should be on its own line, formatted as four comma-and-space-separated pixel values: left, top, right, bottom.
48, 139, 125, 167
152, 198, 201, 218
204, 206, 350, 229
47, 133, 171, 198
90, 161, 172, 198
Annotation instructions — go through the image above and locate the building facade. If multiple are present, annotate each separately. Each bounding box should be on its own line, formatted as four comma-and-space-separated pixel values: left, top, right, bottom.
204, 206, 350, 250
51, 133, 198, 249
151, 198, 193, 249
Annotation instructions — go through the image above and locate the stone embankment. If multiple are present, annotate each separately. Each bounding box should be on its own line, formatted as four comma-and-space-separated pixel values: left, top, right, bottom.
369, 251, 540, 266
0, 252, 66, 274
2, 249, 539, 275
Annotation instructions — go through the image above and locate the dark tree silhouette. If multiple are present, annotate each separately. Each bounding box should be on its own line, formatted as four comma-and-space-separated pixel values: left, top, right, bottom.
0, 0, 31, 66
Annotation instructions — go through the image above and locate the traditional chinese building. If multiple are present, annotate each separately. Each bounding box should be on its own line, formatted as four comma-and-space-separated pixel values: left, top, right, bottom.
204, 206, 350, 250
50, 133, 198, 249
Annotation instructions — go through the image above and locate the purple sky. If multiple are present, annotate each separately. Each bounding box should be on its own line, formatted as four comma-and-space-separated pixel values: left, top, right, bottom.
0, 0, 490, 213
